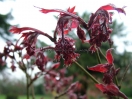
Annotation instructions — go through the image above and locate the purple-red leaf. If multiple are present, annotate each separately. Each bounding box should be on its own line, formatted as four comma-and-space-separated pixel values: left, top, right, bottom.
106, 48, 114, 64
95, 84, 106, 92
115, 8, 126, 15
9, 26, 40, 34
51, 62, 60, 69
11, 65, 16, 72
23, 54, 30, 59
34, 6, 59, 14
98, 4, 126, 15
77, 26, 86, 42
67, 6, 76, 14
67, 82, 79, 91
9, 26, 31, 34
40, 9, 59, 14
98, 4, 115, 10
36, 6, 76, 14
88, 64, 108, 73
96, 83, 128, 99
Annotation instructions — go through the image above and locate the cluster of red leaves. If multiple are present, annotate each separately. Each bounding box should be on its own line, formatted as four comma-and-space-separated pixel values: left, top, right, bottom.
55, 37, 80, 66
44, 68, 73, 93
0, 3, 128, 99
87, 4, 126, 52
88, 49, 128, 99
8, 4, 126, 66
44, 67, 87, 99
0, 41, 23, 71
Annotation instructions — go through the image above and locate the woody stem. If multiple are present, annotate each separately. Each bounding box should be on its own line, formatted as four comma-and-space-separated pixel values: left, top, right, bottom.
74, 61, 100, 84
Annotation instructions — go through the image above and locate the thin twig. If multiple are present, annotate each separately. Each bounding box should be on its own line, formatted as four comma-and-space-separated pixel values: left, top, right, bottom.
120, 60, 132, 85
98, 48, 106, 60
54, 90, 69, 99
74, 61, 100, 84
96, 49, 102, 64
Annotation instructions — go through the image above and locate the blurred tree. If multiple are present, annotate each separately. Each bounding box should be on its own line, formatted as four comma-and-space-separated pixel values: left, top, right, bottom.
0, 0, 13, 71
0, 12, 13, 40
0, 78, 26, 95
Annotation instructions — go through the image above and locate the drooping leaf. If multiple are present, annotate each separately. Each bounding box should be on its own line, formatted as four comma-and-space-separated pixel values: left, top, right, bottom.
98, 4, 115, 10
96, 83, 128, 99
106, 48, 114, 64
115, 8, 126, 15
77, 26, 86, 42
98, 4, 126, 15
10, 26, 35, 34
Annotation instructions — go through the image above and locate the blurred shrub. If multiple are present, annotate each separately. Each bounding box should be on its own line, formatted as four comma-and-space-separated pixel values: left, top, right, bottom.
6, 93, 18, 99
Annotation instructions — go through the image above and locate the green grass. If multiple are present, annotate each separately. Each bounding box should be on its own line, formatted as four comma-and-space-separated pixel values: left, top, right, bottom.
19, 95, 51, 99
1, 95, 132, 99
0, 95, 5, 99
0, 95, 52, 99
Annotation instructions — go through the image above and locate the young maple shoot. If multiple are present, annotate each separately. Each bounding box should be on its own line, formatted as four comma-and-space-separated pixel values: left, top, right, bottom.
0, 3, 128, 99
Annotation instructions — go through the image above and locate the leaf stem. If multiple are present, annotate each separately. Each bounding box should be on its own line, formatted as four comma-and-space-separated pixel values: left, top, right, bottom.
74, 61, 100, 84
98, 48, 106, 60
120, 60, 132, 85
96, 49, 102, 64
26, 73, 30, 99
54, 90, 69, 99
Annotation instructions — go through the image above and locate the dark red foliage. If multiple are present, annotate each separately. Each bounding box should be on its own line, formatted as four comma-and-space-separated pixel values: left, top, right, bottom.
36, 6, 76, 15
67, 82, 79, 91
106, 48, 114, 64
26, 45, 35, 56
97, 4, 126, 15
88, 45, 97, 53
87, 4, 126, 52
35, 51, 47, 71
96, 83, 128, 99
51, 62, 60, 69
10, 61, 16, 72
102, 73, 113, 84
3, 44, 15, 59
88, 63, 111, 73
44, 68, 73, 93
36, 6, 78, 35
88, 49, 113, 73
23, 54, 30, 59
55, 37, 79, 66
9, 27, 41, 57
67, 6, 76, 14
9, 26, 32, 34
77, 26, 86, 42
88, 49, 127, 98
4, 4, 127, 99
68, 91, 77, 99
14, 45, 23, 51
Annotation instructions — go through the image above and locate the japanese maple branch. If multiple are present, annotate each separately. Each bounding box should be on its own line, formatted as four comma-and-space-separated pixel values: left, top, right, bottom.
15, 50, 31, 99
21, 27, 55, 42
54, 90, 69, 99
53, 27, 57, 42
